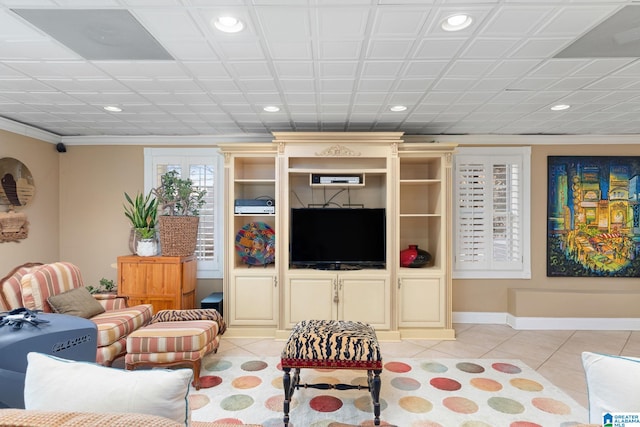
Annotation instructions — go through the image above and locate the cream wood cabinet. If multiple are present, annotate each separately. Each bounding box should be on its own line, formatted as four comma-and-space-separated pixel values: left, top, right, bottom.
229, 272, 278, 326
285, 273, 390, 330
219, 133, 456, 340
398, 275, 445, 328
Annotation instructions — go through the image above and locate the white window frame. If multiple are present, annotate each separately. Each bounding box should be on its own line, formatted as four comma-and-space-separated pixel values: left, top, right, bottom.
144, 148, 224, 279
453, 146, 531, 279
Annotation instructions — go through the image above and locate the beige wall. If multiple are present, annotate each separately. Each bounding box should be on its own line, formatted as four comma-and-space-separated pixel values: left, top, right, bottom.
0, 130, 60, 273
58, 144, 221, 301
453, 143, 640, 318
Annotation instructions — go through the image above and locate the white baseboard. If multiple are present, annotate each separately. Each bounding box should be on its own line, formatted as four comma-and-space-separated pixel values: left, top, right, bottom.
453, 311, 640, 330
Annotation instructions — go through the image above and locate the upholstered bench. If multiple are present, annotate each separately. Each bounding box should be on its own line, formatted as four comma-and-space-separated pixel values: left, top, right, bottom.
125, 309, 225, 390
281, 319, 383, 427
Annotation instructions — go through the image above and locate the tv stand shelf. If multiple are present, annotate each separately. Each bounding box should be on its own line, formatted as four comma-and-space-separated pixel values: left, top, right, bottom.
218, 132, 457, 340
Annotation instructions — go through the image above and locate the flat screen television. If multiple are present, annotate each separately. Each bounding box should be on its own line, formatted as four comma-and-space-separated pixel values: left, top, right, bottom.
290, 208, 386, 269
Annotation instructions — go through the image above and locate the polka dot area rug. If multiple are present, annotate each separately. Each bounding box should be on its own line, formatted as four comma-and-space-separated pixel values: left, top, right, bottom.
188, 356, 588, 427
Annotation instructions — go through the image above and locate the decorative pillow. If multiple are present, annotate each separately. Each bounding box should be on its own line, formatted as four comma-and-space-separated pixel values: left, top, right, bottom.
47, 287, 105, 318
24, 352, 192, 426
582, 351, 640, 422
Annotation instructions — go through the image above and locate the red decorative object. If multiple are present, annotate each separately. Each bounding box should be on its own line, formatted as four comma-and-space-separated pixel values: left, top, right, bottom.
400, 244, 433, 268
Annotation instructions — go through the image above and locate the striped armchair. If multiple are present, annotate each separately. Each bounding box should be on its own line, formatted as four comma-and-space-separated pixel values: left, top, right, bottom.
0, 262, 153, 366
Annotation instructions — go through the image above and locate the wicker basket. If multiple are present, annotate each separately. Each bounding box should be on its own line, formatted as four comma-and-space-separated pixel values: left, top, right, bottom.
158, 216, 199, 257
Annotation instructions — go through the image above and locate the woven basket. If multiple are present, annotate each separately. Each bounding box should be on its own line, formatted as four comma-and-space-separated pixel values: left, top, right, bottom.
158, 216, 199, 256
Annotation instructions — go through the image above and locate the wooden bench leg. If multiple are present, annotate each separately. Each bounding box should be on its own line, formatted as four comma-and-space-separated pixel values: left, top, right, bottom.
369, 369, 382, 426
282, 367, 295, 427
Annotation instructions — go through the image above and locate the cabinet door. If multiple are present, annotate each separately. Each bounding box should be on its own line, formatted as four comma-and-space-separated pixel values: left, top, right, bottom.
398, 276, 445, 327
286, 277, 336, 327
230, 274, 277, 326
119, 259, 182, 312
339, 275, 390, 329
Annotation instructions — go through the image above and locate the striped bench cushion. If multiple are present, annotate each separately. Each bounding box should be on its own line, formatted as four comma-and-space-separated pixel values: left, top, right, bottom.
281, 319, 382, 370
127, 320, 217, 354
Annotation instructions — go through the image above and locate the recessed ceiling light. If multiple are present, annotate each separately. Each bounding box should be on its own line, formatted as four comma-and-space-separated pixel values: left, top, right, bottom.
441, 14, 473, 31
263, 105, 280, 112
103, 105, 122, 112
390, 105, 407, 112
550, 104, 571, 111
213, 16, 244, 33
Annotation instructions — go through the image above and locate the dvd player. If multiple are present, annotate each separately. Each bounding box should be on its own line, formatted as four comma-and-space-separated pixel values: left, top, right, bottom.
235, 205, 275, 214
311, 174, 361, 184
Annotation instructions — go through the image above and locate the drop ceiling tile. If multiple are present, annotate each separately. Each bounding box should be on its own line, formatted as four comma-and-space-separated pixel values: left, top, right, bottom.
395, 79, 434, 91
573, 59, 635, 76
162, 41, 218, 60
255, 7, 309, 40
237, 79, 278, 91
414, 38, 467, 59
216, 40, 266, 60
319, 79, 355, 91
357, 79, 394, 91
243, 91, 281, 103
318, 41, 363, 60
510, 38, 575, 58
470, 78, 512, 91
585, 76, 638, 90
133, 9, 203, 40
182, 62, 230, 79
267, 41, 313, 60
366, 39, 414, 60
95, 62, 187, 78
370, 8, 429, 37
361, 61, 403, 78
459, 38, 520, 59
319, 92, 352, 103
317, 8, 370, 39
431, 77, 477, 91
279, 79, 315, 92
445, 60, 495, 77
480, 6, 551, 36
538, 6, 620, 37
275, 61, 314, 78
486, 59, 541, 78
0, 78, 53, 91
403, 61, 448, 77
198, 79, 240, 92
227, 61, 272, 78
7, 61, 107, 78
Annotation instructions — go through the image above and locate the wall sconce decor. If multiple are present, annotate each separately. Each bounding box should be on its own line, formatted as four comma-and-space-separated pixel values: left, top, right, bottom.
0, 157, 35, 243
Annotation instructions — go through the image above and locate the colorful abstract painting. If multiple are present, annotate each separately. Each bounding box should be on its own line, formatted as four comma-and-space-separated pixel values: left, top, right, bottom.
548, 156, 640, 277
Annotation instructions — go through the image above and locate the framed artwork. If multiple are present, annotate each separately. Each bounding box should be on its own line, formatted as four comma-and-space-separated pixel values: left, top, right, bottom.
548, 156, 640, 277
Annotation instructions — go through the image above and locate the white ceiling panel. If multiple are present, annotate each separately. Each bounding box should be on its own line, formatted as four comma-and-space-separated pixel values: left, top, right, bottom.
0, 1, 639, 138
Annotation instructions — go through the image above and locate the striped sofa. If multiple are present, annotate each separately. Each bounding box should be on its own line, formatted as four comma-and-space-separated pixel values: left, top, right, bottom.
0, 262, 153, 366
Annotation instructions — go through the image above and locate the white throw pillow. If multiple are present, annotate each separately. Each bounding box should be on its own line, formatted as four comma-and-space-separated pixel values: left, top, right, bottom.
24, 352, 192, 426
582, 351, 640, 423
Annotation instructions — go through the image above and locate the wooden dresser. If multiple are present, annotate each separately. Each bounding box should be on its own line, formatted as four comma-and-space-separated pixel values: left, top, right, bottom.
117, 255, 197, 312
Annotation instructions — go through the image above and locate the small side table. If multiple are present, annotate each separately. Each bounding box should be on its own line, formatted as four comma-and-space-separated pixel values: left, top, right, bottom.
200, 292, 223, 317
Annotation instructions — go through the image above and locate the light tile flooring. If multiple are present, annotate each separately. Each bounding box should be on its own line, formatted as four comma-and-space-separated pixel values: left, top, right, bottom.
216, 323, 640, 409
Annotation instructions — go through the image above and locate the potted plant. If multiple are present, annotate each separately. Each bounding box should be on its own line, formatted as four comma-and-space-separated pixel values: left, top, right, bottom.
86, 278, 116, 294
124, 191, 159, 256
152, 170, 206, 256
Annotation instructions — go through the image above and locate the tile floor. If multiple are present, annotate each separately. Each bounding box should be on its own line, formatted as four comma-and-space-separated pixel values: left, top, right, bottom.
216, 323, 640, 409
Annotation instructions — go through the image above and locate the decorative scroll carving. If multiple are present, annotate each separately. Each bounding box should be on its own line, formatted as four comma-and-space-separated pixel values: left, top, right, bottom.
315, 145, 361, 157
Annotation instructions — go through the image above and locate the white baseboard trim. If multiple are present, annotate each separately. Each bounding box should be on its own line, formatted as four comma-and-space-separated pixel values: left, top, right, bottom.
453, 311, 640, 330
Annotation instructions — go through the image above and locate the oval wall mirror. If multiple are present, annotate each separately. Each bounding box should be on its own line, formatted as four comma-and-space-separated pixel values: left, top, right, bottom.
0, 157, 35, 209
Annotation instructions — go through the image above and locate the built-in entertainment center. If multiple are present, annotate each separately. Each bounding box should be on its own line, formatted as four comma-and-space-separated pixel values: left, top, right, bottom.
218, 132, 457, 340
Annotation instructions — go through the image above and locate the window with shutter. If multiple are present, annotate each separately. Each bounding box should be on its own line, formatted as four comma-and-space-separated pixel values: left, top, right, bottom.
453, 147, 531, 279
144, 148, 223, 279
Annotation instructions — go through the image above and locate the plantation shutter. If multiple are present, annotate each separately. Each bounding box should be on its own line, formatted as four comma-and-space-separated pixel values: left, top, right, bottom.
145, 148, 223, 279
453, 147, 531, 279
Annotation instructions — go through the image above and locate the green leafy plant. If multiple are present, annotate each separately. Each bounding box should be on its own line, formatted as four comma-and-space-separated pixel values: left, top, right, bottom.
124, 191, 158, 238
152, 170, 206, 216
86, 278, 116, 294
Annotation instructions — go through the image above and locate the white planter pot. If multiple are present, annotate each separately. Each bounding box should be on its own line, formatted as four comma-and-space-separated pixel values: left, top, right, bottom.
136, 239, 157, 257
